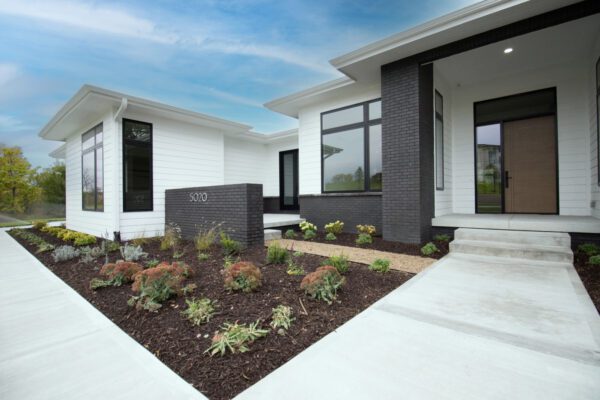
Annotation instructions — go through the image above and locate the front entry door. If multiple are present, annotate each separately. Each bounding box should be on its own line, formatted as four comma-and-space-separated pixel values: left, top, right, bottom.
279, 150, 299, 210
503, 115, 557, 214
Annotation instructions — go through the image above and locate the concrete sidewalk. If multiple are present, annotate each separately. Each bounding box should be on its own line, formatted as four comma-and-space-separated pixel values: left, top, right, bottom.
0, 230, 207, 400
236, 251, 600, 399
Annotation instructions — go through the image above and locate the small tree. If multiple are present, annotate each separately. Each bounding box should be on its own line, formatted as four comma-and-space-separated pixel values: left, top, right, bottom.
0, 147, 40, 213
35, 162, 65, 205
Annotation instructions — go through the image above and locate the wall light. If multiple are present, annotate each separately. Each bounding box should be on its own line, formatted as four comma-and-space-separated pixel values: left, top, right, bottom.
504, 47, 513, 54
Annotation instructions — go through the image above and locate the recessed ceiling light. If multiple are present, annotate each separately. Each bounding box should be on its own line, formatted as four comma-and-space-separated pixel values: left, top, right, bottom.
504, 47, 513, 54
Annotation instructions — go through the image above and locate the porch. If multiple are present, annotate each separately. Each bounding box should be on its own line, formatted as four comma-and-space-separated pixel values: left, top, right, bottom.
263, 213, 304, 228
432, 213, 600, 234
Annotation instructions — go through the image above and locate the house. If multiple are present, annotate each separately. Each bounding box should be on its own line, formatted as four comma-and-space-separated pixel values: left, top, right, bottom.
41, 0, 600, 244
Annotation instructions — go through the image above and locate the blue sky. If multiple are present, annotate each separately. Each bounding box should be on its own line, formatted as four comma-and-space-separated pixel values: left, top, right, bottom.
0, 0, 476, 168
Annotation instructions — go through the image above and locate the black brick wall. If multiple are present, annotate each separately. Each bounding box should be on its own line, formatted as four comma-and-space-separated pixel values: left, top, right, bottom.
299, 194, 382, 234
381, 61, 434, 244
264, 197, 289, 213
165, 184, 264, 247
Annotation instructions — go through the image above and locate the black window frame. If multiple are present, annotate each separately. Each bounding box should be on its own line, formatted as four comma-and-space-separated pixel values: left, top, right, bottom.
435, 90, 444, 190
596, 56, 600, 186
81, 123, 103, 212
320, 98, 382, 193
122, 118, 153, 212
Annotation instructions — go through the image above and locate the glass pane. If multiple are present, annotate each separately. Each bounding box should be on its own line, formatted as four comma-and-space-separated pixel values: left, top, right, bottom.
322, 105, 363, 130
124, 142, 152, 211
475, 89, 555, 125
476, 124, 502, 213
96, 147, 103, 211
124, 120, 151, 142
95, 124, 103, 144
435, 92, 443, 115
369, 124, 382, 190
323, 128, 365, 191
369, 101, 381, 120
82, 151, 95, 210
82, 129, 95, 150
435, 117, 444, 189
283, 153, 295, 206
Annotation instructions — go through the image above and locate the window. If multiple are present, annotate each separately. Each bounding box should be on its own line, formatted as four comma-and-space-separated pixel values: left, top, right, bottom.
597, 57, 600, 185
123, 119, 153, 211
321, 99, 382, 192
81, 123, 103, 211
435, 91, 444, 190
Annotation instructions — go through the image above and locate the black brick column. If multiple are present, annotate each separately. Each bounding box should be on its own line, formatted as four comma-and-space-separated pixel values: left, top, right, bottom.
381, 61, 434, 244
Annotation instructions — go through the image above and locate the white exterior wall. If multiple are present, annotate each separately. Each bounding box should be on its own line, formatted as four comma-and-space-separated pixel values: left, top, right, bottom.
297, 84, 381, 195
264, 136, 298, 197
590, 37, 600, 219
449, 62, 592, 216
434, 67, 454, 216
64, 112, 117, 237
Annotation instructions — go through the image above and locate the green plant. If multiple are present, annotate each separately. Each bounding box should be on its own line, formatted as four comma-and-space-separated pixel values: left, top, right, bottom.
128, 273, 179, 312
270, 305, 294, 331
206, 320, 269, 356
197, 252, 210, 261
300, 266, 344, 304
303, 229, 316, 240
220, 232, 242, 256
433, 234, 451, 243
181, 297, 217, 326
32, 220, 47, 230
323, 254, 350, 274
284, 229, 297, 239
356, 224, 376, 236
104, 240, 120, 252
195, 225, 220, 252
266, 242, 289, 264
146, 258, 160, 268
292, 251, 304, 257
181, 283, 197, 296
160, 223, 181, 251
356, 233, 373, 245
90, 261, 144, 290
79, 246, 103, 264
224, 261, 262, 292
578, 243, 600, 257
72, 233, 96, 246
324, 220, 344, 234
52, 245, 80, 262
173, 250, 185, 259
11, 229, 54, 253
421, 242, 439, 256
223, 254, 240, 269
369, 258, 390, 273
589, 255, 600, 265
286, 258, 305, 276
120, 243, 147, 261
299, 221, 317, 232
325, 232, 337, 241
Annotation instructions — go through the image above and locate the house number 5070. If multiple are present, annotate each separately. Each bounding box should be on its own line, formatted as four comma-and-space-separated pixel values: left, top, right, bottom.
189, 192, 208, 202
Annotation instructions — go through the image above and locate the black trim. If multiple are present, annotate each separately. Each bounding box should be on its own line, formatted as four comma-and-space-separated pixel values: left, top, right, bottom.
279, 149, 299, 210
122, 118, 154, 212
81, 123, 103, 212
434, 90, 444, 190
596, 56, 600, 186
320, 98, 382, 193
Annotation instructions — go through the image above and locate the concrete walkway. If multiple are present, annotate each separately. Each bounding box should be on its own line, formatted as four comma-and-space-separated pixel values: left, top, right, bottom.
237, 230, 600, 399
0, 230, 207, 400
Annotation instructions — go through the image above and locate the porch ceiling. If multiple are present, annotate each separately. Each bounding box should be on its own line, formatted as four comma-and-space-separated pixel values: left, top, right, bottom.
434, 13, 600, 87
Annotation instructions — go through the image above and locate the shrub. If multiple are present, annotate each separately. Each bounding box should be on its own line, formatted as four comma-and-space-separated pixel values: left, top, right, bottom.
32, 220, 47, 230
223, 261, 261, 292
52, 245, 80, 262
324, 220, 344, 235
270, 305, 294, 331
266, 242, 289, 264
90, 261, 144, 290
146, 258, 160, 268
433, 234, 451, 243
129, 262, 191, 311
356, 224, 376, 236
293, 251, 304, 257
589, 255, 600, 265
41, 226, 96, 246
173, 250, 185, 259
79, 246, 103, 264
181, 297, 217, 326
303, 230, 316, 240
119, 243, 147, 262
421, 242, 438, 256
131, 261, 191, 292
323, 254, 349, 274
160, 223, 181, 251
325, 232, 336, 241
220, 232, 242, 256
195, 225, 219, 252
286, 259, 305, 276
197, 252, 210, 261
299, 221, 317, 232
284, 229, 297, 239
104, 240, 120, 253
130, 234, 150, 247
11, 229, 54, 253
369, 258, 390, 273
223, 254, 240, 269
578, 243, 600, 257
356, 233, 373, 246
206, 320, 269, 356
300, 265, 345, 304
72, 233, 96, 246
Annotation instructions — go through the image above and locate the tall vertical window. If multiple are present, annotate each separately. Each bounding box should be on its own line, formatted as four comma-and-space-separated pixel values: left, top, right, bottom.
123, 119, 153, 211
596, 57, 600, 185
321, 99, 382, 192
435, 91, 444, 190
82, 123, 103, 211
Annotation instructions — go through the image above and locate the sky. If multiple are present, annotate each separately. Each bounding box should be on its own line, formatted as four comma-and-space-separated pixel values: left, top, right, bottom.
0, 0, 477, 168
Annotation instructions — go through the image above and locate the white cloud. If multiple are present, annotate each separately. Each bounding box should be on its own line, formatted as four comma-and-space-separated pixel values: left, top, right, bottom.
0, 114, 34, 132
0, 63, 19, 87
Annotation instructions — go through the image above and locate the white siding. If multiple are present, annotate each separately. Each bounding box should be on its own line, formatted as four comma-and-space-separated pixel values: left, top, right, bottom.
264, 136, 298, 197
449, 62, 592, 216
297, 84, 381, 195
118, 110, 226, 240
224, 137, 267, 186
590, 37, 600, 219
434, 67, 453, 216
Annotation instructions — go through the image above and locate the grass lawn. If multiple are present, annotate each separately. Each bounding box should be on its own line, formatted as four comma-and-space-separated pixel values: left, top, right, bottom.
0, 217, 64, 228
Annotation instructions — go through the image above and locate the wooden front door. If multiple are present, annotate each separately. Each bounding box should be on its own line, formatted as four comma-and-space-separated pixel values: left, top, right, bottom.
503, 115, 557, 214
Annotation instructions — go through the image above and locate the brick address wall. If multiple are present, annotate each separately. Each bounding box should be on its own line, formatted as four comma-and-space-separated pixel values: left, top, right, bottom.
165, 184, 264, 247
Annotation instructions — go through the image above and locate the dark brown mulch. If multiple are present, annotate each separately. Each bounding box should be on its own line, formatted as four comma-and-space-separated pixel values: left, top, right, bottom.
573, 250, 600, 313
9, 228, 413, 400
293, 231, 449, 259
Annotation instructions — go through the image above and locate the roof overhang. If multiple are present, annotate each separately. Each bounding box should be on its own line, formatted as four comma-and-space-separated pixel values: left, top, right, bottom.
49, 143, 66, 159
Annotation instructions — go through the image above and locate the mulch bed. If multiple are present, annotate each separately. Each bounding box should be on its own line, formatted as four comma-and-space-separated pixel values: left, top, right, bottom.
9, 228, 413, 400
293, 231, 449, 259
573, 250, 600, 313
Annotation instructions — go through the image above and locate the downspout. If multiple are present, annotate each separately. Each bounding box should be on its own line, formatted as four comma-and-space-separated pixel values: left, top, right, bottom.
113, 97, 128, 241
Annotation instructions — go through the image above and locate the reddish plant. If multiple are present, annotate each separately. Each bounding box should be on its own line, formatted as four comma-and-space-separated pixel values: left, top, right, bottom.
131, 261, 191, 293
100, 261, 143, 282
223, 261, 262, 292
300, 265, 344, 304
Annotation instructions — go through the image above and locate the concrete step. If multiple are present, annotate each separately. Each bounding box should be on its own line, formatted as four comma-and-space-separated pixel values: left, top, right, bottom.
454, 228, 571, 248
450, 239, 573, 263
264, 229, 282, 241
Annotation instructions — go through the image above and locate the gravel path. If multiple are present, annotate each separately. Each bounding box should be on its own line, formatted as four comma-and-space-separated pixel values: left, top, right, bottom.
267, 239, 435, 274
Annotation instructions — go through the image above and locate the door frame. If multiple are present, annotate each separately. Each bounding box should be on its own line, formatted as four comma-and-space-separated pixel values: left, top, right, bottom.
279, 149, 299, 211
473, 87, 559, 215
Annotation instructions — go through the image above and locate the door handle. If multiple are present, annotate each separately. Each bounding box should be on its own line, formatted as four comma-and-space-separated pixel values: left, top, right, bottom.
505, 171, 512, 189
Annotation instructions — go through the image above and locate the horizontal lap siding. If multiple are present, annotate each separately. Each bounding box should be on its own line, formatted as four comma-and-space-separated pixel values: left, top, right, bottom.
263, 136, 298, 197
434, 67, 453, 217
591, 37, 600, 218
